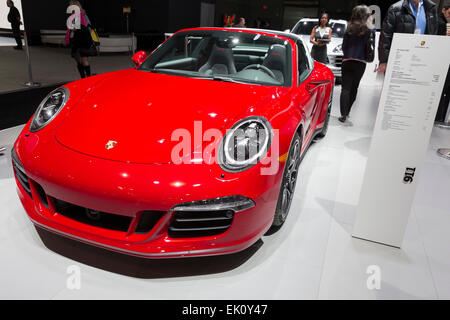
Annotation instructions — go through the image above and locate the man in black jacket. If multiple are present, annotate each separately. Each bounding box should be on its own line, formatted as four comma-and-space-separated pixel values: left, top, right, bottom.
435, 2, 450, 122
437, 3, 450, 35
7, 0, 22, 50
376, 0, 438, 74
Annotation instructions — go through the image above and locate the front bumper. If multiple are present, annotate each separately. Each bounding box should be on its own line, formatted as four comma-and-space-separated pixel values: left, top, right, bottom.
326, 65, 341, 78
13, 125, 282, 258
327, 54, 342, 78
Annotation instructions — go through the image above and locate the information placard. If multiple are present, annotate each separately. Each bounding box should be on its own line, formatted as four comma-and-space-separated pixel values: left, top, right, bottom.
353, 34, 450, 248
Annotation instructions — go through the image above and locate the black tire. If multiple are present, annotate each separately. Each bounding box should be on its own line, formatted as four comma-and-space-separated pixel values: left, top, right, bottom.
316, 84, 334, 139
271, 131, 302, 227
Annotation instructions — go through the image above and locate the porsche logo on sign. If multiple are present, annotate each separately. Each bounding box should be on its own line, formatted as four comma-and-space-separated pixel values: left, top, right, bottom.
105, 140, 117, 150
420, 41, 426, 46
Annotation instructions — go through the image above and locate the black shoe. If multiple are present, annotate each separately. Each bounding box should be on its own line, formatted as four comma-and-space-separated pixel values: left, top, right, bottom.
338, 116, 347, 123
13, 46, 23, 50
77, 64, 86, 78
84, 65, 91, 77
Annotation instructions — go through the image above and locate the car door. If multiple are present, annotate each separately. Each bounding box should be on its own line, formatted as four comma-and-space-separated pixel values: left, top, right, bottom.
296, 40, 316, 139
298, 39, 332, 138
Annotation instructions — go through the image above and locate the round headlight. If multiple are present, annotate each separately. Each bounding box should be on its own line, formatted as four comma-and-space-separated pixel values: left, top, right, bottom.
30, 87, 69, 132
219, 116, 273, 172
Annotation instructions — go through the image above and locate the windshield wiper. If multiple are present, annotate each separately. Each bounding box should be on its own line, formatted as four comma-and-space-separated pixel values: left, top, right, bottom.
211, 76, 249, 84
145, 68, 168, 74
141, 70, 260, 85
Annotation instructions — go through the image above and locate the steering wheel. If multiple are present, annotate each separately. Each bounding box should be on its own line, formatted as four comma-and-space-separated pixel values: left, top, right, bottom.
242, 64, 276, 79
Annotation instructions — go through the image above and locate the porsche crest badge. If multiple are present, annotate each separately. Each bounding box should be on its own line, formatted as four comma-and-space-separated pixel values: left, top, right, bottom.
105, 140, 117, 150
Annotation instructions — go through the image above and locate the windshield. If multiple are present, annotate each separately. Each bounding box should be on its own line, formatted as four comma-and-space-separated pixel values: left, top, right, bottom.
329, 22, 346, 38
139, 30, 292, 87
294, 21, 316, 36
294, 20, 346, 38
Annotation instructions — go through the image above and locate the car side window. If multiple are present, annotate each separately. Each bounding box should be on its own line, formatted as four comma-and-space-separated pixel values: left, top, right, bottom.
297, 40, 311, 84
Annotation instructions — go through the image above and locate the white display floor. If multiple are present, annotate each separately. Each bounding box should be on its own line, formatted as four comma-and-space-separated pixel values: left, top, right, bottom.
0, 81, 449, 299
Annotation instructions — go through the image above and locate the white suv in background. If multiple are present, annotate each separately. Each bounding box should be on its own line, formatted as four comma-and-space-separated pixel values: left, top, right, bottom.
290, 18, 347, 81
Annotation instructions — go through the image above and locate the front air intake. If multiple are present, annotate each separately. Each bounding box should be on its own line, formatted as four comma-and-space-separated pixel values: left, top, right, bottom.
167, 195, 254, 238
53, 198, 133, 232
135, 211, 165, 234
11, 148, 32, 198
168, 210, 234, 238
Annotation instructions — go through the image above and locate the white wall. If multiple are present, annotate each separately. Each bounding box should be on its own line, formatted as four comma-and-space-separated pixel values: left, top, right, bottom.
0, 1, 24, 30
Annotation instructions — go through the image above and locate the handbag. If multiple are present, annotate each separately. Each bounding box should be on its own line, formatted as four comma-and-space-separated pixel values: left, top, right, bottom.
90, 28, 100, 46
365, 31, 375, 63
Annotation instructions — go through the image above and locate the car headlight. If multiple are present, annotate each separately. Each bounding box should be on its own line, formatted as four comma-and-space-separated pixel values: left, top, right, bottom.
333, 44, 342, 53
30, 87, 69, 132
219, 116, 273, 172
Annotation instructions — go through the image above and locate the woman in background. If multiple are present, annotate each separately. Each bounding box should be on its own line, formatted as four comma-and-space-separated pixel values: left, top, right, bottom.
338, 5, 375, 123
310, 12, 332, 64
65, 0, 93, 78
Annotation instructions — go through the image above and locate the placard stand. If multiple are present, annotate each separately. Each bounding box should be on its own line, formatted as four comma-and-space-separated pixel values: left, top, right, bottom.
23, 30, 40, 88
20, 0, 41, 91
435, 100, 450, 129
437, 148, 450, 160
352, 34, 450, 248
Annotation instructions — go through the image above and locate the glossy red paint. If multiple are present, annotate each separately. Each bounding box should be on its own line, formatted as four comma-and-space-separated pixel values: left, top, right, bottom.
13, 28, 334, 258
55, 69, 292, 164
132, 51, 147, 67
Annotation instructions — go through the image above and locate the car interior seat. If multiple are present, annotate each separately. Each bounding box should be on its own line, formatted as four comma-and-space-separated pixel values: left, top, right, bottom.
198, 43, 237, 75
262, 44, 286, 83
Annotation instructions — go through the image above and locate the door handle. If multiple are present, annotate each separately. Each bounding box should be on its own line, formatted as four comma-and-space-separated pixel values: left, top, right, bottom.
306, 80, 331, 95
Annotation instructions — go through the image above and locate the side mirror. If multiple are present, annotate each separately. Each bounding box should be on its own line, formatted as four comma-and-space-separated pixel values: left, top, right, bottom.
284, 29, 291, 33
132, 51, 147, 67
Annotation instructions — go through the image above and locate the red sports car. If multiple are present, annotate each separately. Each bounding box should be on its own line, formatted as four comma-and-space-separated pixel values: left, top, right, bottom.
12, 28, 334, 258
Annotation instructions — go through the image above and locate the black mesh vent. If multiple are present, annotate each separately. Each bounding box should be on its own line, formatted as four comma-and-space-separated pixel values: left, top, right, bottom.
11, 149, 32, 199
34, 182, 49, 208
135, 211, 165, 234
168, 210, 234, 238
53, 198, 133, 232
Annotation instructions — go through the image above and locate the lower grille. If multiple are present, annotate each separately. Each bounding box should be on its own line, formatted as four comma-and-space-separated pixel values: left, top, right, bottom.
34, 182, 49, 208
334, 56, 342, 67
51, 198, 164, 234
168, 210, 234, 238
11, 147, 165, 235
11, 148, 32, 198
135, 211, 165, 234
53, 198, 133, 232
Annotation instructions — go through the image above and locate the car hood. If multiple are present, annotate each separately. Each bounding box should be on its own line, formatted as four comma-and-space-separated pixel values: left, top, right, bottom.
56, 69, 282, 164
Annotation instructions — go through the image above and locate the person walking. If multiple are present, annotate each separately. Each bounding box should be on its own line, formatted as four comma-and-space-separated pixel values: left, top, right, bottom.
65, 0, 95, 78
6, 0, 22, 50
339, 5, 376, 123
310, 12, 332, 64
376, 0, 438, 74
